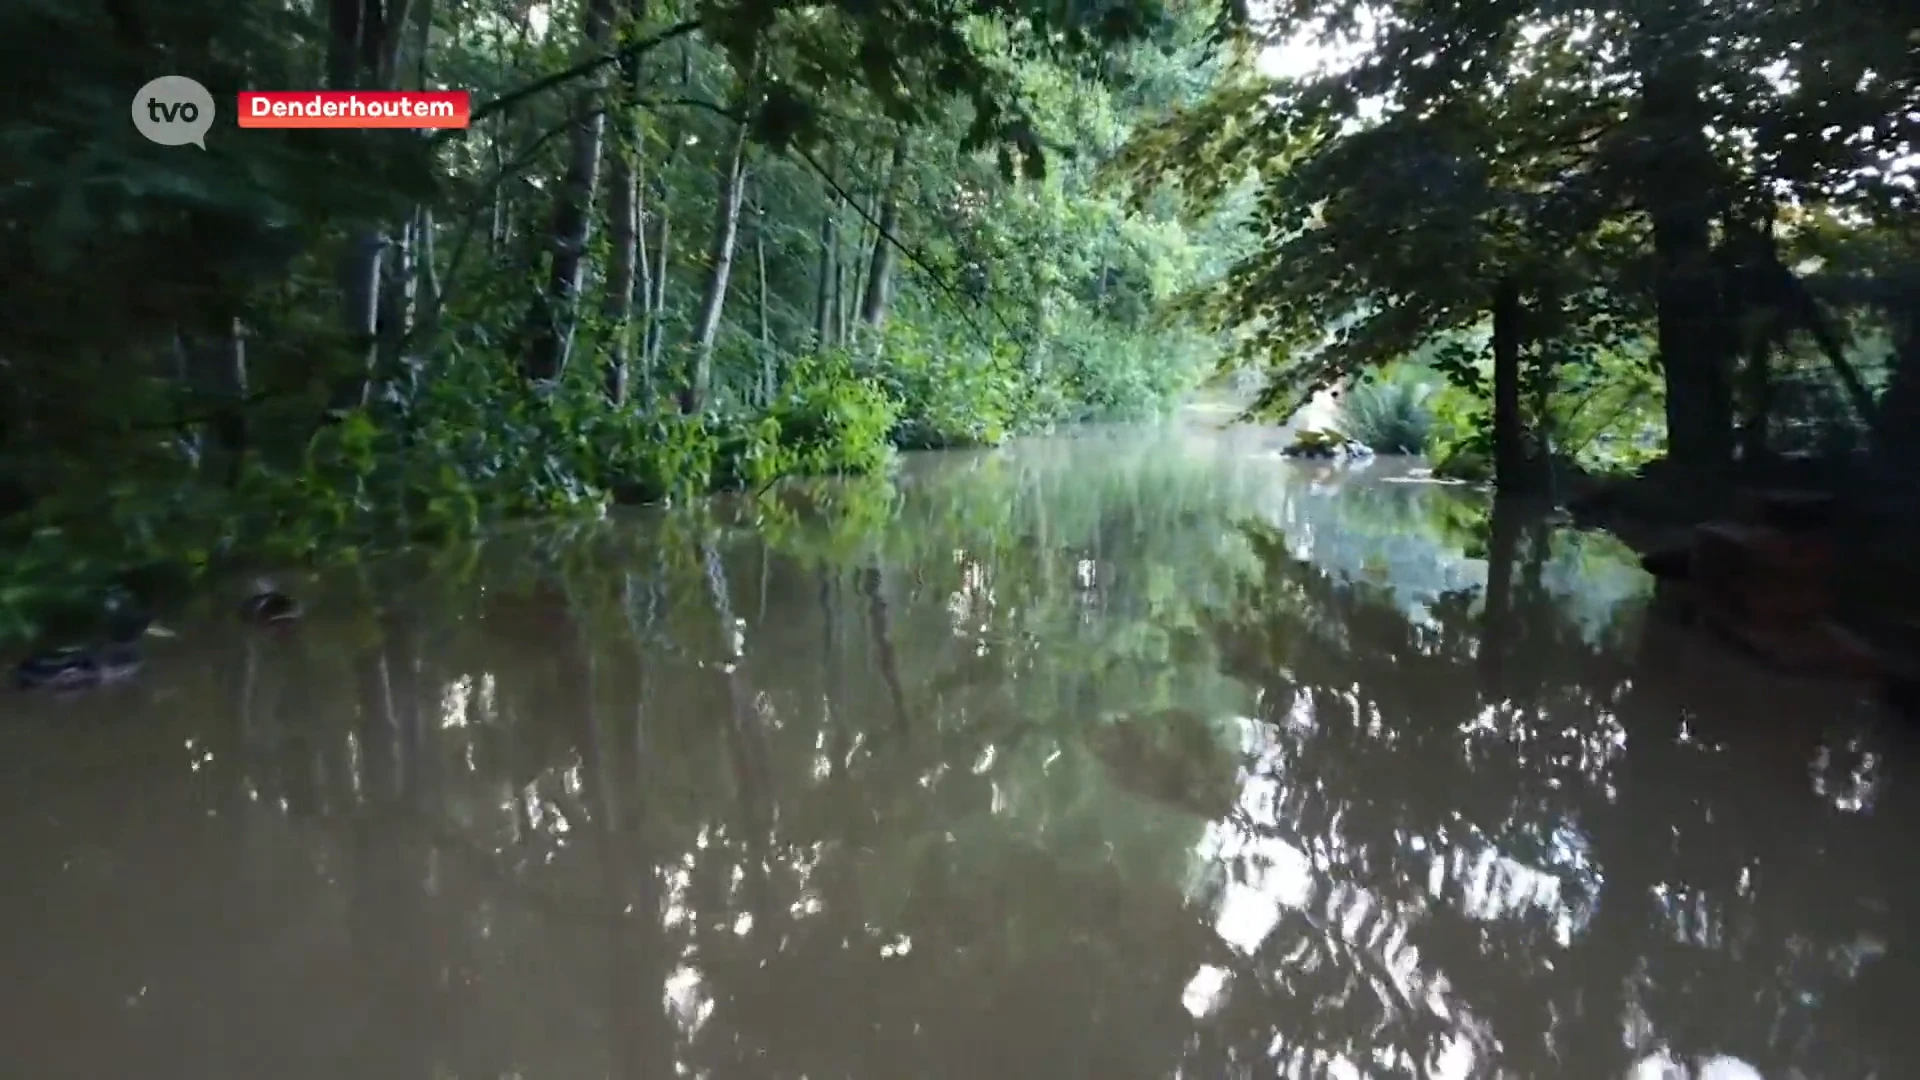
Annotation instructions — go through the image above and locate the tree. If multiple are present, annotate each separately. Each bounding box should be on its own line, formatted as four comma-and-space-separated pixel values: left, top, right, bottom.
1121, 0, 1917, 495
0, 0, 1229, 639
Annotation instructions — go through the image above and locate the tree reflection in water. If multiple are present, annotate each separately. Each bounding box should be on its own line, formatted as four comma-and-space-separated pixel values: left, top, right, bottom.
0, 429, 1911, 1079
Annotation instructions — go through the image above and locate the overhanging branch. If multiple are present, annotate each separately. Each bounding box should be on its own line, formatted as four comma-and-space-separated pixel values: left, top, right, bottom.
439, 18, 705, 141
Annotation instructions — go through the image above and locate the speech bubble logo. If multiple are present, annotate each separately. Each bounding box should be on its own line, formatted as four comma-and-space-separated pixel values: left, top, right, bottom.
132, 75, 216, 149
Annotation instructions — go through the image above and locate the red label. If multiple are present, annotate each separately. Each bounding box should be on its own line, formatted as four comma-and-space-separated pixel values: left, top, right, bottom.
237, 91, 471, 129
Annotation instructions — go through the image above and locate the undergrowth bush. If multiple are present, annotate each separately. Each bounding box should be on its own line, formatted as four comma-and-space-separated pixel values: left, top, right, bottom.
874, 310, 1209, 449
1339, 370, 1436, 454
0, 349, 900, 645
873, 321, 1029, 450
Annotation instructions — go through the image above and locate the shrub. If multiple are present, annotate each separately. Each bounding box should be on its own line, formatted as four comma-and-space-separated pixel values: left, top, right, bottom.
870, 321, 1022, 450
1339, 372, 1436, 454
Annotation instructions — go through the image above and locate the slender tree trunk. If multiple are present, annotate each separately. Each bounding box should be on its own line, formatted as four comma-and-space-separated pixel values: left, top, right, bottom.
642, 36, 693, 382
1491, 276, 1529, 494
836, 203, 856, 344
489, 117, 511, 254
634, 164, 653, 391
208, 318, 251, 488
848, 196, 874, 333
335, 232, 385, 409
375, 216, 415, 395
599, 0, 651, 406
754, 198, 774, 403
605, 146, 639, 404
680, 106, 751, 414
385, 0, 435, 397
601, 11, 645, 406
858, 137, 909, 330
327, 0, 405, 410
518, 0, 619, 382
644, 195, 672, 374
415, 205, 441, 345
374, 0, 415, 89
813, 202, 838, 350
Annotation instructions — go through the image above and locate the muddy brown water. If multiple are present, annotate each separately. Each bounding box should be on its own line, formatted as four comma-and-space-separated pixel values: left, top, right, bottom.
1, 420, 1912, 1079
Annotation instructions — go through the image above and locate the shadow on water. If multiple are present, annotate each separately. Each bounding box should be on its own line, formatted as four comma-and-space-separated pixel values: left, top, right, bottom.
1, 422, 1914, 1078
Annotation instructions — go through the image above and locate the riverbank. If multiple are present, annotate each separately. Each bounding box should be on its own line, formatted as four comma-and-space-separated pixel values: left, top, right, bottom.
1563, 462, 1920, 703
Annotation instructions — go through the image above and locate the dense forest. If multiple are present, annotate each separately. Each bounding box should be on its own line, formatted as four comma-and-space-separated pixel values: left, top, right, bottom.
1, 0, 1237, 641
2, 0, 1915, 642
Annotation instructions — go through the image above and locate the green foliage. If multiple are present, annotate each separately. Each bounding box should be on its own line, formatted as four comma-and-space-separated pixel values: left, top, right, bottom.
870, 321, 1028, 449
1338, 369, 1437, 455
1052, 317, 1210, 422
761, 352, 901, 478
1426, 385, 1496, 482
1121, 0, 1915, 491
0, 0, 1231, 645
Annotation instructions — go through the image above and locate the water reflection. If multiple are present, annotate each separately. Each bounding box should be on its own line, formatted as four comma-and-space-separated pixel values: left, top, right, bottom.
1, 423, 1912, 1079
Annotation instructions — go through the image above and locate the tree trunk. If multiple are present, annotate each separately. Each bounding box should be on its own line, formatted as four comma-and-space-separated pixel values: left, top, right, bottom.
1633, 19, 1734, 497
813, 205, 838, 350
643, 196, 672, 375
848, 183, 875, 333
754, 198, 774, 404
601, 0, 651, 406
634, 169, 653, 392
385, 0, 434, 398
835, 203, 856, 344
209, 319, 251, 488
489, 117, 510, 254
326, 0, 423, 408
1737, 332, 1774, 465
334, 232, 386, 410
641, 37, 693, 383
858, 136, 908, 330
415, 205, 440, 346
1871, 292, 1920, 505
679, 114, 751, 414
326, 0, 399, 411
604, 144, 639, 405
1650, 199, 1735, 494
1491, 276, 1529, 494
518, 0, 619, 382
375, 215, 415, 393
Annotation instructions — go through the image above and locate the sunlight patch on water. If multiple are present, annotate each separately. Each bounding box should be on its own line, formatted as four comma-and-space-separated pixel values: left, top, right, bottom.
1180, 964, 1231, 1018
440, 675, 472, 728
664, 966, 711, 1034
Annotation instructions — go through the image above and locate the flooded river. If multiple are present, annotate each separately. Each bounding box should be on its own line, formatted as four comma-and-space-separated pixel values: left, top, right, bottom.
2, 421, 1913, 1079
